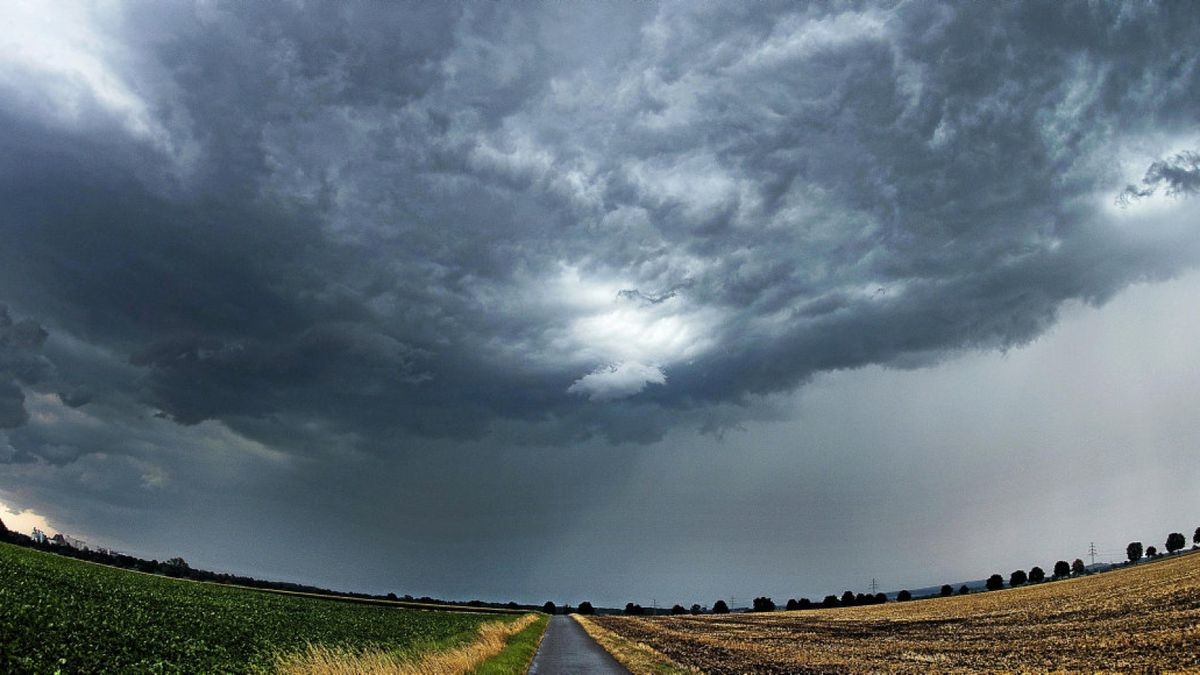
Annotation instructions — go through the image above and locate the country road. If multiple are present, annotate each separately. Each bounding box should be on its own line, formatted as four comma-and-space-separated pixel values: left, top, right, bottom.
528, 615, 631, 674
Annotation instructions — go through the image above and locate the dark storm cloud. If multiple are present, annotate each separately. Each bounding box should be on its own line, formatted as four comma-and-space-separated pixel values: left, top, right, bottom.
1120, 150, 1200, 204
2, 0, 1200, 457
0, 306, 52, 429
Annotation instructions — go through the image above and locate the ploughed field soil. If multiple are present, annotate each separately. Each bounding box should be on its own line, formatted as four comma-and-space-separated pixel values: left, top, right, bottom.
594, 551, 1200, 673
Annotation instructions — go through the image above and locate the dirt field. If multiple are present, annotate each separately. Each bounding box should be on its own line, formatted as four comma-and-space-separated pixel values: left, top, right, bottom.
594, 551, 1200, 673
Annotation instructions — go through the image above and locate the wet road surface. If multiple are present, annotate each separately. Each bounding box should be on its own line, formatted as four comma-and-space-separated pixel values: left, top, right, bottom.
527, 615, 631, 674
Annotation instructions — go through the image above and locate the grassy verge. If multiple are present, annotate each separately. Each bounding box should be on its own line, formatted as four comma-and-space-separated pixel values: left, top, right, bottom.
469, 613, 549, 674
0, 541, 507, 673
572, 615, 698, 675
277, 613, 541, 674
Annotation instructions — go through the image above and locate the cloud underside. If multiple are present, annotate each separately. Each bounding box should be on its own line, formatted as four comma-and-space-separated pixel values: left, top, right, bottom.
568, 362, 667, 402
0, 0, 1198, 462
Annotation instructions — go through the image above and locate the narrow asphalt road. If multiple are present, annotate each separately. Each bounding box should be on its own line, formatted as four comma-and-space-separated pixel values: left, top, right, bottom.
527, 615, 631, 674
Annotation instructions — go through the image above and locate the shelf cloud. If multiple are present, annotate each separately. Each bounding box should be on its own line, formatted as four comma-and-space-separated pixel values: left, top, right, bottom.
1, 1, 1199, 605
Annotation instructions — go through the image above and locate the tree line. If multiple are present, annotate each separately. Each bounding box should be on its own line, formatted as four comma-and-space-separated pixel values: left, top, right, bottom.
576, 525, 1200, 616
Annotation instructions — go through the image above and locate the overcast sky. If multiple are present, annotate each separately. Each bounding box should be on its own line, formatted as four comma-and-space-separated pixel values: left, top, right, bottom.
2, 1, 1199, 607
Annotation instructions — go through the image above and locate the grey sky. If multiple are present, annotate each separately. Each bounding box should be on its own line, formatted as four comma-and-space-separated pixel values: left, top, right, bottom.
1, 1, 1199, 606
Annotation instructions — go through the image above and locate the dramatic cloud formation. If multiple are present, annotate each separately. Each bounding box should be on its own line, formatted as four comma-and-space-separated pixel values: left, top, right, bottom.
1121, 151, 1200, 204
568, 362, 667, 402
0, 307, 53, 429
1, 1, 1199, 604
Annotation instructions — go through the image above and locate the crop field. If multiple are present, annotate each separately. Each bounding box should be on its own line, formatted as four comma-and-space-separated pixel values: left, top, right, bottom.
594, 551, 1200, 673
0, 542, 519, 673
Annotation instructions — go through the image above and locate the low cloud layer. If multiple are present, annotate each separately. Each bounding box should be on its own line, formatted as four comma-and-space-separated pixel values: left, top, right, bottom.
1121, 151, 1200, 204
568, 362, 667, 402
1, 1, 1199, 603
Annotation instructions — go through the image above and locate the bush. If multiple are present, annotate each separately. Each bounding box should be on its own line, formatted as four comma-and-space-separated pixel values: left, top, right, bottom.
712, 600, 729, 614
896, 590, 912, 602
986, 574, 1004, 591
624, 602, 645, 615
1029, 566, 1045, 583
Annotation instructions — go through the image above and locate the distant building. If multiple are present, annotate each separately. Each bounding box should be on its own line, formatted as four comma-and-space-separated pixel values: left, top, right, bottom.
31, 528, 46, 544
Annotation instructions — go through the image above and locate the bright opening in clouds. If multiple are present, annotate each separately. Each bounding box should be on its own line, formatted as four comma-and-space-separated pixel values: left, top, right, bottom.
568, 362, 667, 402
1, 1, 1199, 606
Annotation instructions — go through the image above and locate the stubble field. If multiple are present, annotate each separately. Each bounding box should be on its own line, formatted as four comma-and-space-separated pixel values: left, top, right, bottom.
594, 551, 1200, 673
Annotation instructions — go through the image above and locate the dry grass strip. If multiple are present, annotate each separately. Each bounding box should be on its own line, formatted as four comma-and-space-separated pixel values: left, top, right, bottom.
276, 612, 540, 675
573, 614, 700, 675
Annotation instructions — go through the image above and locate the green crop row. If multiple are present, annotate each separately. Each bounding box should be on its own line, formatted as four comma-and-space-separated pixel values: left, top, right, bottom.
0, 542, 511, 673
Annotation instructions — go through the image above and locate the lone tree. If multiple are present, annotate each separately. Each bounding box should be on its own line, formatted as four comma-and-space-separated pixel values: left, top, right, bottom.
986, 574, 1005, 591
1146, 546, 1158, 557
896, 590, 912, 602
958, 585, 970, 595
690, 604, 703, 615
712, 600, 730, 614
671, 604, 687, 615
1029, 566, 1046, 583
1054, 560, 1071, 578
1010, 570, 1027, 587
1072, 558, 1087, 575
1167, 532, 1187, 554
578, 601, 595, 615
543, 601, 557, 615
940, 584, 954, 597
1127, 541, 1144, 563
752, 596, 776, 612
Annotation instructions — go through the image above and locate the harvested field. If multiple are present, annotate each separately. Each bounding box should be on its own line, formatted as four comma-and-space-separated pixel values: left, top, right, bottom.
594, 551, 1200, 673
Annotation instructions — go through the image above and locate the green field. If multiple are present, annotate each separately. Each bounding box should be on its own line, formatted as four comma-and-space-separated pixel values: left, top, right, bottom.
0, 542, 517, 673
